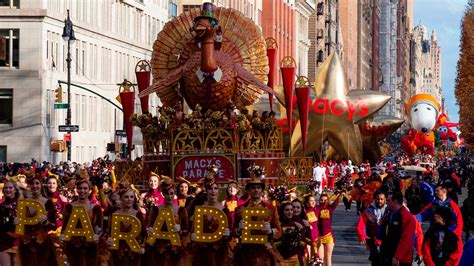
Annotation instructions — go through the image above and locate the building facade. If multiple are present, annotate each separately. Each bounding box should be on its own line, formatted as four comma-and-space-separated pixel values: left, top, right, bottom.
261, 0, 295, 85
379, 0, 398, 116
410, 24, 442, 105
338, 0, 358, 90
397, 0, 412, 118
307, 0, 338, 83
187, 0, 263, 27
0, 0, 171, 163
295, 0, 315, 77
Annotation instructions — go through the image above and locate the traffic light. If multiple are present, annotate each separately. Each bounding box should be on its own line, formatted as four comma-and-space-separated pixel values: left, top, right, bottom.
55, 86, 62, 103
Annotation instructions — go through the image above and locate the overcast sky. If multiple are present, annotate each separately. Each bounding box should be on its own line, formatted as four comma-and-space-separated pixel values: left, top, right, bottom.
413, 0, 469, 122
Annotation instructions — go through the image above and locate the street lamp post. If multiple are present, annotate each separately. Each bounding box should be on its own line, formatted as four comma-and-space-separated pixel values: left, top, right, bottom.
62, 10, 76, 161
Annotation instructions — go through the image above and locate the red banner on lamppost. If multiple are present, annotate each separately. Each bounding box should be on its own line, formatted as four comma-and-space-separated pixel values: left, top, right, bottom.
265, 38, 278, 111
280, 56, 296, 132
135, 60, 151, 114
295, 76, 311, 152
119, 79, 135, 157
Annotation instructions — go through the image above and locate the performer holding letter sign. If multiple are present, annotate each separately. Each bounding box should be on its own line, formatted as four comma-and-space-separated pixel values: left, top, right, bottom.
146, 177, 189, 266
109, 184, 146, 266
16, 173, 58, 266
189, 171, 231, 266
61, 179, 103, 266
233, 164, 282, 265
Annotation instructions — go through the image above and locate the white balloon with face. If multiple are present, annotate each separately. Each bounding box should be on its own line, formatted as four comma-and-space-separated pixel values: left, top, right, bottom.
409, 102, 438, 133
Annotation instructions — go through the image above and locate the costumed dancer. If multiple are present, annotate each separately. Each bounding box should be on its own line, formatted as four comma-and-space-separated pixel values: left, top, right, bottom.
291, 199, 317, 265
61, 178, 104, 266
317, 192, 342, 266
275, 202, 309, 265
0, 180, 21, 266
177, 177, 194, 208
146, 177, 189, 266
17, 173, 58, 266
141, 172, 164, 217
44, 174, 68, 228
190, 173, 231, 266
222, 179, 245, 259
109, 185, 146, 266
222, 179, 245, 229
233, 164, 282, 266
327, 161, 337, 191
303, 194, 321, 260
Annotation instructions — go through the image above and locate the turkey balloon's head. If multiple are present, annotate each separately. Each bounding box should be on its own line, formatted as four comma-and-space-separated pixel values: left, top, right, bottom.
192, 2, 218, 42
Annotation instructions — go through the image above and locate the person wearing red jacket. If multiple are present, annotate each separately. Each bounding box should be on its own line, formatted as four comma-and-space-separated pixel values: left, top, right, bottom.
416, 183, 463, 265
357, 191, 386, 266
422, 207, 459, 266
380, 191, 418, 266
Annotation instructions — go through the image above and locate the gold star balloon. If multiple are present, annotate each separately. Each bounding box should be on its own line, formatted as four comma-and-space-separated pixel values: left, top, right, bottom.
290, 53, 390, 163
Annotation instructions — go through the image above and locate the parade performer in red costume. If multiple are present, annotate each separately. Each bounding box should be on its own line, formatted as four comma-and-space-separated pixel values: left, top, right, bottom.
234, 165, 282, 266
61, 179, 104, 266
327, 161, 337, 191
146, 177, 189, 266
275, 201, 310, 265
17, 174, 58, 266
291, 199, 314, 265
222, 179, 245, 229
304, 194, 320, 258
44, 175, 68, 228
109, 185, 146, 266
0, 180, 21, 266
176, 177, 193, 208
317, 192, 342, 266
141, 173, 164, 215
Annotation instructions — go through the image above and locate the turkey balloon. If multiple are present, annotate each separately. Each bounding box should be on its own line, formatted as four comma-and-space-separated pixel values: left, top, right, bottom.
139, 2, 278, 111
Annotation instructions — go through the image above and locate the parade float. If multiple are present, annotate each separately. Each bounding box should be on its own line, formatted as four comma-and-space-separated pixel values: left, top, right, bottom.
118, 3, 400, 185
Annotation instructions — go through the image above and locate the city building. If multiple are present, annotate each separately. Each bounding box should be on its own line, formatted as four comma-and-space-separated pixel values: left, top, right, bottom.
379, 0, 399, 116
261, 0, 295, 85
295, 0, 315, 77
307, 0, 338, 83
0, 0, 172, 163
397, 0, 412, 118
338, 0, 358, 90
183, 0, 263, 27
410, 24, 442, 105
357, 0, 380, 90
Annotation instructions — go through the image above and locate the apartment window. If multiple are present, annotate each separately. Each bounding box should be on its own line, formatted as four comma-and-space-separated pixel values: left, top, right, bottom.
0, 145, 6, 162
0, 29, 19, 68
0, 0, 19, 8
182, 5, 200, 12
0, 89, 13, 124
169, 1, 177, 18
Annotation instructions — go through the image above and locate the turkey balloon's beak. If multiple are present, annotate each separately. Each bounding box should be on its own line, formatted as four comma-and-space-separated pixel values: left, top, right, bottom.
193, 24, 208, 37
